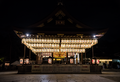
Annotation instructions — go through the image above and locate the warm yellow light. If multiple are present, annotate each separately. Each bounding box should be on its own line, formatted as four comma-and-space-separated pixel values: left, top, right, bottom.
99, 59, 112, 61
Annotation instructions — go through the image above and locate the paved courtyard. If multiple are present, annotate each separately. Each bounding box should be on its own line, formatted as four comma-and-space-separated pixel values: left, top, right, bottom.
0, 71, 120, 82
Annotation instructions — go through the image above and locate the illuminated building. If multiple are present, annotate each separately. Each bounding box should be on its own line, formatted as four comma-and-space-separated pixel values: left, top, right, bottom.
13, 2, 108, 73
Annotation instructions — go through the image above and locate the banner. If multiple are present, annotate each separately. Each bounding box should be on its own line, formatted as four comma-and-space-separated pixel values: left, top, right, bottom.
53, 52, 66, 58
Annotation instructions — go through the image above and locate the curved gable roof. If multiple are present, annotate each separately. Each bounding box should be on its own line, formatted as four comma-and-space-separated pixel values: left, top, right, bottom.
13, 5, 108, 35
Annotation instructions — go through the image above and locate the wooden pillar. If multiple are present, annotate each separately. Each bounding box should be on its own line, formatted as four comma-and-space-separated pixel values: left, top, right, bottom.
36, 55, 38, 64
52, 53, 53, 64
92, 46, 94, 58
81, 53, 83, 64
38, 54, 41, 64
66, 53, 68, 64
85, 50, 86, 64
24, 45, 26, 59
40, 55, 43, 64
62, 58, 63, 64
79, 53, 81, 64
55, 58, 56, 64
91, 46, 94, 65
29, 50, 31, 60
77, 53, 79, 64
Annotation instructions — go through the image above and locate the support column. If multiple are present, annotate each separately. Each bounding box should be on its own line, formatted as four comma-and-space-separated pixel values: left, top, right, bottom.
24, 45, 26, 59
36, 55, 38, 64
52, 53, 53, 64
37, 54, 41, 64
40, 55, 43, 64
91, 46, 94, 65
77, 53, 79, 64
81, 53, 83, 64
85, 50, 86, 64
66, 53, 68, 64
29, 50, 31, 60
79, 53, 81, 64
62, 58, 63, 64
92, 46, 94, 58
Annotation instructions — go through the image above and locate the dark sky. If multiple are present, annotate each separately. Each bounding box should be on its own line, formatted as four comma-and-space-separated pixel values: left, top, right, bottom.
0, 0, 119, 42
0, 0, 120, 61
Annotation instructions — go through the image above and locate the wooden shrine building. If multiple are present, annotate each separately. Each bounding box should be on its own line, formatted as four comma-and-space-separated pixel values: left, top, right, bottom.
13, 2, 108, 74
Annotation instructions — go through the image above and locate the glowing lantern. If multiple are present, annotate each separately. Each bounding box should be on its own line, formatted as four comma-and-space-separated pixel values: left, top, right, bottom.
26, 58, 29, 64
79, 40, 81, 43
48, 58, 52, 64
96, 59, 99, 64
90, 40, 92, 43
70, 59, 74, 64
20, 58, 23, 64
92, 59, 95, 64
5, 63, 10, 66
74, 39, 76, 43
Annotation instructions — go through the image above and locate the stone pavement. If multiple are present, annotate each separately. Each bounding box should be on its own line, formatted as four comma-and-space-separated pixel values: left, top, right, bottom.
0, 71, 120, 82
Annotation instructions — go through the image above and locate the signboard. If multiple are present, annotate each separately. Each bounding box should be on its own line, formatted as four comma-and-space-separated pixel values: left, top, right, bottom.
53, 52, 66, 58
48, 58, 52, 64
80, 65, 90, 73
20, 59, 23, 64
31, 65, 91, 73
31, 65, 41, 73
70, 59, 73, 64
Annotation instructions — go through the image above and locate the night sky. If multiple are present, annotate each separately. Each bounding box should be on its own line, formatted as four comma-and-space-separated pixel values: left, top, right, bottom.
0, 0, 120, 62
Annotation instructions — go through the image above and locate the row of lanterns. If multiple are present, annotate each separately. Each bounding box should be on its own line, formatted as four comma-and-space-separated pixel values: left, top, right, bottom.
32, 49, 85, 53
22, 38, 60, 43
28, 43, 59, 48
61, 39, 98, 44
61, 44, 92, 48
22, 38, 98, 44
41, 53, 52, 56
25, 43, 92, 48
61, 49, 85, 53
32, 49, 59, 52
68, 52, 75, 56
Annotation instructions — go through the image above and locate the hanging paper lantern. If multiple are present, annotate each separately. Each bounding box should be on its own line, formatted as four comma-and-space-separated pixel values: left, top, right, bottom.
48, 58, 52, 64
74, 39, 76, 43
96, 59, 99, 64
20, 59, 23, 64
38, 39, 40, 43
70, 59, 73, 64
92, 59, 95, 64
